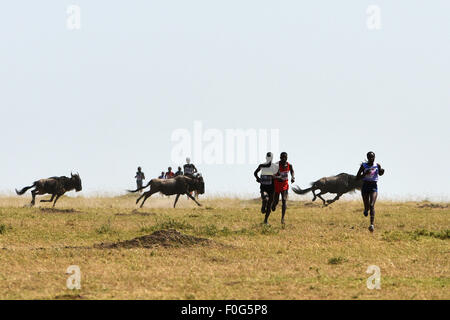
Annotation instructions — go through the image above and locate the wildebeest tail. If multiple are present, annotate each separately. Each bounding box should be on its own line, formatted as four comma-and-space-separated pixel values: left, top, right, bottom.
291, 185, 313, 195
15, 183, 35, 195
127, 181, 150, 193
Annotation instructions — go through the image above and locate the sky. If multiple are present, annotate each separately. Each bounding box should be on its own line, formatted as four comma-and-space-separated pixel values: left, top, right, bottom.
0, 1, 449, 200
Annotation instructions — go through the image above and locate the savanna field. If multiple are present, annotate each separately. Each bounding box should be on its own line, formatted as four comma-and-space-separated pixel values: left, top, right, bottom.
0, 195, 448, 300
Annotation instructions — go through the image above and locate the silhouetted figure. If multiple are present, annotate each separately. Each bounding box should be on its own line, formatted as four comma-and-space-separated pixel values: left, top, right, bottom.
175, 166, 183, 177
135, 167, 145, 193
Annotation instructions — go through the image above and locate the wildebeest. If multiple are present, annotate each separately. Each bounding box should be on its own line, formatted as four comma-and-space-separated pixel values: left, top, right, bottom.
15, 173, 82, 207
292, 173, 363, 206
128, 175, 205, 208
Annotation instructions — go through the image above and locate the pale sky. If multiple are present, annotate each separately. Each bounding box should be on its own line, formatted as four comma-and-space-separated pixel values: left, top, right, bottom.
1, 1, 449, 200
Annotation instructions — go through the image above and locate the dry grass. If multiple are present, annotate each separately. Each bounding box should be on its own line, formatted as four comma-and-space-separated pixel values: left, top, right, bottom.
0, 195, 448, 300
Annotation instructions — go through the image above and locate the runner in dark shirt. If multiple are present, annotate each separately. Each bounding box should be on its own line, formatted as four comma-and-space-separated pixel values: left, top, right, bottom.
183, 157, 198, 178
175, 166, 184, 177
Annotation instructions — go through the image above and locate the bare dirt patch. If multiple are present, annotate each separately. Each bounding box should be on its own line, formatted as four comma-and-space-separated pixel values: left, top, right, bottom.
94, 229, 212, 249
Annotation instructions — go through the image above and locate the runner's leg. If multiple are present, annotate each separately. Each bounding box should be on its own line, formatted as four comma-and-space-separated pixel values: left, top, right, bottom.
281, 190, 288, 224
362, 192, 370, 216
369, 191, 377, 226
272, 192, 280, 212
263, 187, 274, 223
261, 190, 268, 214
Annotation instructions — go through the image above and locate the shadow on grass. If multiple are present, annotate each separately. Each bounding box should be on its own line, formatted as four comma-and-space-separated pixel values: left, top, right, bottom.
38, 208, 83, 214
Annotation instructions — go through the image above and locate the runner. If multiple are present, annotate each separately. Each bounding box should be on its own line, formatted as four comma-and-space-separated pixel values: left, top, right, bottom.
254, 152, 278, 221
183, 157, 198, 178
356, 151, 385, 232
271, 152, 295, 225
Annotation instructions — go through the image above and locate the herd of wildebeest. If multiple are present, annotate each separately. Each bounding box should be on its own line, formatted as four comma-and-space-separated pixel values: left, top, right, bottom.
14, 171, 362, 208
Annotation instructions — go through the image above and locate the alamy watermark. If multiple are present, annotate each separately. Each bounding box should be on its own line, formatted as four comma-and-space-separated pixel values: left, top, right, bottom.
67, 5, 81, 30
366, 5, 382, 30
366, 265, 381, 289
171, 121, 280, 165
66, 265, 81, 290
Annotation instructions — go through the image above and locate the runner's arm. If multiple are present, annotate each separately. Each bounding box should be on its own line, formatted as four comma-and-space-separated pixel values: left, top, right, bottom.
377, 163, 385, 176
290, 164, 295, 183
274, 169, 281, 180
356, 165, 365, 180
254, 165, 262, 183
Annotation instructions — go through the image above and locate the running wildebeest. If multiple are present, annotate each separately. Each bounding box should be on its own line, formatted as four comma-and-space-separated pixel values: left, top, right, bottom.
292, 173, 363, 206
15, 173, 82, 207
128, 175, 205, 208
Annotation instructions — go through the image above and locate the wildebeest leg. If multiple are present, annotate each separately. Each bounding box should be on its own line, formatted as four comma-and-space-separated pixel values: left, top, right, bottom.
136, 193, 145, 205
173, 194, 181, 208
139, 190, 157, 208
53, 194, 63, 207
315, 191, 327, 205
186, 191, 195, 200
136, 187, 153, 205
326, 193, 343, 206
311, 188, 319, 202
186, 192, 201, 206
30, 190, 36, 206
30, 189, 41, 206
40, 194, 55, 203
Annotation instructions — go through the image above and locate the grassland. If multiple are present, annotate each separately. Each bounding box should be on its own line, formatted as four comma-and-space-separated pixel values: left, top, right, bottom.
0, 195, 448, 300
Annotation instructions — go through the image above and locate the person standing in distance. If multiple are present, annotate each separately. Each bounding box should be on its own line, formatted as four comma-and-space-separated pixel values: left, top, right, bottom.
165, 167, 175, 179
356, 151, 385, 232
174, 166, 183, 177
135, 167, 145, 193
